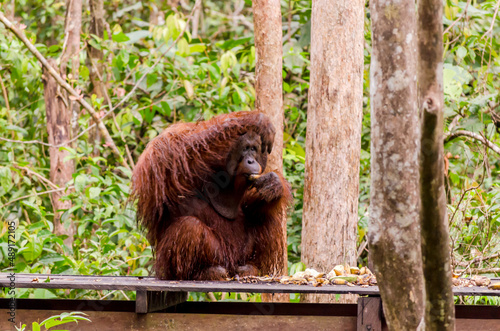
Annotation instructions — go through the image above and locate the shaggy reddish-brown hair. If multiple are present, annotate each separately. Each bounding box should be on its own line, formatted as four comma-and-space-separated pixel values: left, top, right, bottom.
131, 111, 292, 279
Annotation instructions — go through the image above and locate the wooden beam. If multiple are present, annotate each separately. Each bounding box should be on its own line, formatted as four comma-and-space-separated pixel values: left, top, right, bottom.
0, 310, 358, 331
357, 297, 382, 331
0, 273, 499, 297
1, 308, 499, 331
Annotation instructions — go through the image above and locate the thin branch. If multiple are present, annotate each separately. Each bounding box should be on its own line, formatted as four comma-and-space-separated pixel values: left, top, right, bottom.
0, 70, 14, 138
0, 90, 171, 149
0, 186, 73, 209
12, 164, 58, 190
443, 0, 471, 36
0, 11, 130, 170
445, 130, 500, 155
465, 267, 500, 275
0, 71, 10, 111
111, 0, 202, 113
448, 134, 488, 227
457, 252, 500, 267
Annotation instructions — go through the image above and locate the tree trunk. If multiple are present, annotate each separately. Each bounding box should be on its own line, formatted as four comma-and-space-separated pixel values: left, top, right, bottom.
252, 0, 287, 302
46, 0, 81, 245
43, 59, 75, 244
61, 0, 82, 140
191, 2, 201, 39
301, 0, 364, 303
88, 0, 105, 156
418, 0, 455, 329
368, 0, 425, 329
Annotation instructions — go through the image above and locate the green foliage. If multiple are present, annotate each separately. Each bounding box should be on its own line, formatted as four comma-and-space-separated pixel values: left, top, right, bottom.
15, 312, 91, 331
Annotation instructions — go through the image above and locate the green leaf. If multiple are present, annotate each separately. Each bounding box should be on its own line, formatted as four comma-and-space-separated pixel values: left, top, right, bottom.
232, 84, 247, 104
21, 200, 42, 214
125, 30, 150, 44
75, 174, 88, 193
88, 187, 102, 200
443, 64, 472, 100
189, 44, 206, 53
5, 125, 29, 135
131, 110, 143, 125
297, 20, 311, 48
217, 37, 252, 50
160, 101, 172, 117
22, 236, 43, 262
112, 32, 130, 43
116, 166, 132, 179
177, 38, 190, 57
32, 288, 57, 299
0, 167, 12, 191
461, 117, 485, 132
48, 45, 61, 54
221, 51, 237, 76
146, 73, 158, 88
79, 65, 89, 80
456, 46, 467, 59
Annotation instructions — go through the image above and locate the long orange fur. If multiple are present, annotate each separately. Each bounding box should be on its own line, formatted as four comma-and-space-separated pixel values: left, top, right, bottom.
131, 111, 292, 280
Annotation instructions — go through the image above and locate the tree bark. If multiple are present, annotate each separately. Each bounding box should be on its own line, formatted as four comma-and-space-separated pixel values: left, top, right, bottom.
191, 2, 201, 39
43, 59, 75, 244
418, 0, 455, 329
61, 0, 82, 142
252, 0, 287, 302
88, 0, 105, 156
301, 0, 364, 303
368, 1, 425, 329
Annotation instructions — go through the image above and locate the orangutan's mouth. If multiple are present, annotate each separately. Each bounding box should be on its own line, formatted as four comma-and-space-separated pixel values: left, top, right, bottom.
247, 174, 261, 182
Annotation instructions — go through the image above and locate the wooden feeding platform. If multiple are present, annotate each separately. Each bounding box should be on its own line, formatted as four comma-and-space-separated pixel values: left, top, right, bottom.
1, 273, 500, 331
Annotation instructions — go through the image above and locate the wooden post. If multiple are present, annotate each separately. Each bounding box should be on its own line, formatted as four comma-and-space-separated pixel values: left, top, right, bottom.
357, 296, 382, 331
135, 291, 187, 314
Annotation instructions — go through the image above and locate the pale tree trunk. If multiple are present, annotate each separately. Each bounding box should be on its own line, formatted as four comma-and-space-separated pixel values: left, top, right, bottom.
301, 0, 364, 303
47, 0, 81, 245
88, 0, 105, 156
252, 0, 286, 302
368, 0, 425, 329
43, 59, 75, 245
418, 0, 455, 329
61, 0, 82, 140
191, 2, 201, 39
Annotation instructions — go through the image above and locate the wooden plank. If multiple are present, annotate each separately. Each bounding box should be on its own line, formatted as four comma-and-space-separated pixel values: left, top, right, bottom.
0, 273, 379, 295
357, 297, 382, 331
0, 298, 357, 316
0, 310, 357, 331
1, 309, 500, 331
2, 298, 499, 320
1, 273, 499, 296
